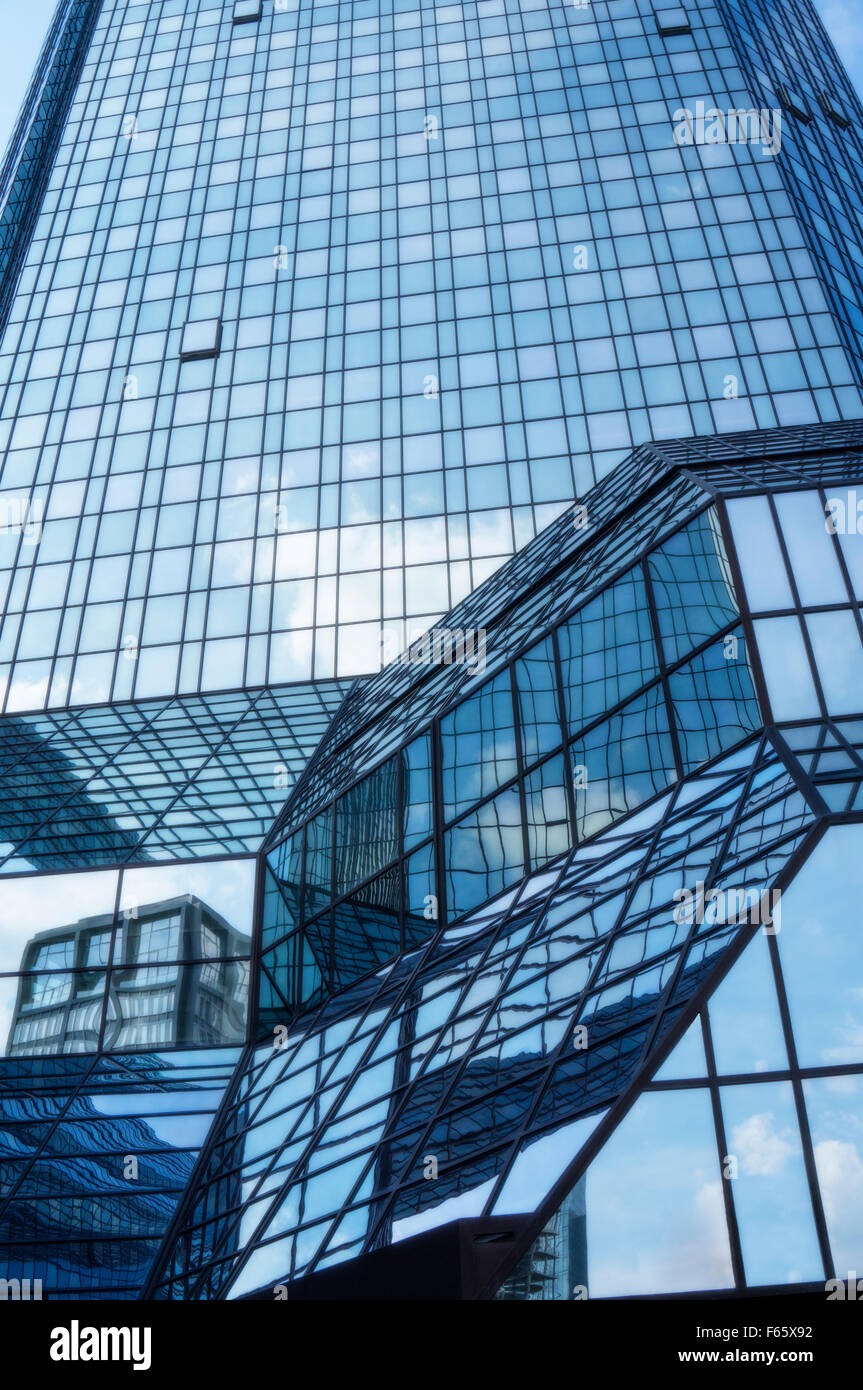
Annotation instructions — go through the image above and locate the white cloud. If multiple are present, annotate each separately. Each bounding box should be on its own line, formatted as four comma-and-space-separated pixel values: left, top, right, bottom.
731, 1111, 793, 1177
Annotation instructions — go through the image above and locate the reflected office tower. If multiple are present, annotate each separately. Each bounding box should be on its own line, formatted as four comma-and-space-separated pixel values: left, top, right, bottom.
1, 0, 863, 1301
7, 896, 250, 1054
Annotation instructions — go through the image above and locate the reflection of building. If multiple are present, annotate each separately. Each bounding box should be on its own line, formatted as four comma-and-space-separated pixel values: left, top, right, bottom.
0, 1091, 196, 1297
7, 897, 249, 1055
495, 1183, 587, 1301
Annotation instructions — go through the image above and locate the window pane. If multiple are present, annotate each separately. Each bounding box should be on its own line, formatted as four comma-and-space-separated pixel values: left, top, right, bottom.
440, 669, 518, 823
648, 509, 738, 663
559, 568, 658, 734
570, 685, 676, 840
669, 628, 760, 771
515, 635, 562, 765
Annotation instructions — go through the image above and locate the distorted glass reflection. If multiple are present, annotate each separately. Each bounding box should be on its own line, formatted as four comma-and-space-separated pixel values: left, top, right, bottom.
1, 861, 254, 1054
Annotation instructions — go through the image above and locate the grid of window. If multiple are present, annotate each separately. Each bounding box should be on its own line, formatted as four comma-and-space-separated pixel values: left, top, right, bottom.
261, 499, 760, 1013
0, 676, 348, 872
726, 481, 863, 726
498, 820, 863, 1297
149, 722, 863, 1300
0, 0, 861, 715
719, 0, 863, 382
0, 1049, 239, 1297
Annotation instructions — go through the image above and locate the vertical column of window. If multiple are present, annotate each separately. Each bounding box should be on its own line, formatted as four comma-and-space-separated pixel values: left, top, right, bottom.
647, 506, 760, 772
508, 663, 531, 875
641, 552, 684, 780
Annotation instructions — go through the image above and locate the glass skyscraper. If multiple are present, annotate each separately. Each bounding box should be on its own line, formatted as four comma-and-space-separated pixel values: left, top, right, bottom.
1, 0, 863, 1303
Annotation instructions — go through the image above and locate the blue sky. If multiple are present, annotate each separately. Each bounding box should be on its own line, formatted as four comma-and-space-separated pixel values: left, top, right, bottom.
0, 1, 860, 179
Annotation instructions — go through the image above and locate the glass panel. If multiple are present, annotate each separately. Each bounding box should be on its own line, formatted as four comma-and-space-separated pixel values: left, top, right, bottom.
404, 841, 437, 947
707, 932, 788, 1076
720, 1081, 823, 1286
106, 961, 248, 1047
647, 508, 739, 664
445, 786, 524, 920
804, 609, 863, 717
652, 1018, 708, 1081
725, 496, 794, 612
752, 616, 821, 721
515, 635, 562, 765
0, 870, 118, 1056
775, 825, 863, 1067
330, 870, 402, 990
669, 628, 760, 771
334, 755, 399, 897
559, 567, 658, 734
827, 486, 863, 600
583, 1088, 733, 1296
118, 860, 255, 948
774, 490, 849, 606
440, 669, 518, 823
803, 1075, 863, 1277
401, 732, 433, 852
303, 806, 333, 918
570, 685, 676, 840
524, 754, 570, 869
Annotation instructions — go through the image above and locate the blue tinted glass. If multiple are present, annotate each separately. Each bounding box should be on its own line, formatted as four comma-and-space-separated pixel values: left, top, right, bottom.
804, 610, 863, 717
583, 1089, 733, 1296
440, 669, 518, 823
753, 617, 821, 721
669, 628, 760, 771
334, 756, 399, 898
571, 684, 676, 840
803, 1076, 863, 1276
648, 509, 739, 664
445, 786, 524, 919
515, 635, 562, 765
774, 490, 848, 607
524, 753, 570, 869
720, 1082, 823, 1287
775, 825, 863, 1068
401, 732, 433, 852
559, 568, 658, 734
726, 497, 794, 612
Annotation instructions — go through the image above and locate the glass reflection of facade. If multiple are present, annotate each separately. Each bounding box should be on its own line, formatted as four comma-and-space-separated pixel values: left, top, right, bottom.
0, 0, 863, 1303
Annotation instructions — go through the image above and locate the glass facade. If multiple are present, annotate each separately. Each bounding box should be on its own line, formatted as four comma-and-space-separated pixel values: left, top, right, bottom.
0, 0, 863, 1304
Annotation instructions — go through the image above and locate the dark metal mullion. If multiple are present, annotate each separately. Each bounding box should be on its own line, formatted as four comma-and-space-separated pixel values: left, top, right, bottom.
477, 782, 686, 1220
474, 817, 829, 1298
766, 928, 835, 1280
765, 492, 830, 719
641, 553, 683, 779
700, 1007, 746, 1289
766, 723, 832, 816
818, 483, 863, 649
715, 497, 775, 723
551, 626, 577, 839
430, 716, 447, 927
509, 661, 531, 874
